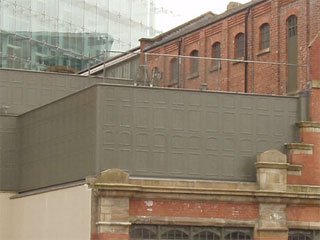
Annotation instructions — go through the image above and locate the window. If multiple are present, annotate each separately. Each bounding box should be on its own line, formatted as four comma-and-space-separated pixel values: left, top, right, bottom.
161, 230, 189, 240
190, 50, 199, 74
130, 227, 157, 240
286, 15, 298, 92
212, 42, 221, 69
287, 15, 298, 38
235, 33, 245, 59
289, 230, 320, 240
130, 225, 253, 240
170, 58, 178, 83
260, 23, 270, 50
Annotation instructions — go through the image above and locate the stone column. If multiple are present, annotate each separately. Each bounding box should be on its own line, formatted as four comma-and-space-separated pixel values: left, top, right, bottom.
91, 169, 130, 240
254, 150, 289, 240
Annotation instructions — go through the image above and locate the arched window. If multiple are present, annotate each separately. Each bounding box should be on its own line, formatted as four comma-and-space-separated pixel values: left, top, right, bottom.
170, 58, 178, 83
225, 231, 252, 240
194, 231, 220, 240
287, 15, 298, 92
287, 15, 298, 38
235, 33, 245, 59
212, 42, 221, 69
130, 227, 157, 240
289, 231, 312, 240
161, 229, 189, 240
152, 67, 161, 86
190, 50, 199, 74
260, 23, 270, 50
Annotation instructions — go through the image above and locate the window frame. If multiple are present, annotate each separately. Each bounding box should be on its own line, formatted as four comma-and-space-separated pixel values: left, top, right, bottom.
287, 15, 298, 38
260, 23, 270, 50
190, 49, 199, 75
235, 33, 245, 59
170, 58, 179, 84
212, 42, 221, 70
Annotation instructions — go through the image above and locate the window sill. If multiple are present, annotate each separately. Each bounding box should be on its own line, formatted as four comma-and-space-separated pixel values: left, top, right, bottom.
257, 48, 270, 56
232, 57, 245, 65
209, 65, 222, 72
187, 72, 199, 80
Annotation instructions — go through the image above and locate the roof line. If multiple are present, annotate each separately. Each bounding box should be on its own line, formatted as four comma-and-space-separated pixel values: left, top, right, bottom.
143, 0, 269, 52
140, 11, 216, 42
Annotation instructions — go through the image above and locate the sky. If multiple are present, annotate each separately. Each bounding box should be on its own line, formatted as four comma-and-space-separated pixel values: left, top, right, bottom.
155, 0, 251, 32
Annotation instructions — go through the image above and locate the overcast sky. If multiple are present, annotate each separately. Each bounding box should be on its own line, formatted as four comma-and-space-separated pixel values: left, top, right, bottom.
155, 0, 250, 31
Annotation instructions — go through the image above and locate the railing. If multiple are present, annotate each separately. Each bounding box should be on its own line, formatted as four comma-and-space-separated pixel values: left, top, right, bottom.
84, 51, 309, 96
0, 46, 310, 96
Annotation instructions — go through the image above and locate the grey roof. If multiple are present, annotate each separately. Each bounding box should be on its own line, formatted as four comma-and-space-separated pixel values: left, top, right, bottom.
143, 0, 269, 51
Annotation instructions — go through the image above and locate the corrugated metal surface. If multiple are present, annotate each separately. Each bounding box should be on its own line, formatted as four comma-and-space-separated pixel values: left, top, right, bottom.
0, 84, 300, 191
18, 87, 98, 191
0, 69, 133, 115
97, 85, 299, 182
0, 115, 19, 190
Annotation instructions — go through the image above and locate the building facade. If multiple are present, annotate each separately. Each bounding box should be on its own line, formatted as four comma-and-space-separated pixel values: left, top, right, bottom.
0, 0, 320, 239
140, 0, 320, 95
0, 0, 159, 72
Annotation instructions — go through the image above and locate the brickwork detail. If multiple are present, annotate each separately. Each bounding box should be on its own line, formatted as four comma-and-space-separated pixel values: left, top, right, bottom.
130, 199, 259, 220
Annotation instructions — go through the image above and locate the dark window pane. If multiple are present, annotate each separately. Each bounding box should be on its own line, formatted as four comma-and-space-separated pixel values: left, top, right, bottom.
171, 58, 178, 82
287, 15, 298, 38
212, 42, 221, 68
190, 50, 198, 74
235, 33, 245, 59
260, 23, 270, 49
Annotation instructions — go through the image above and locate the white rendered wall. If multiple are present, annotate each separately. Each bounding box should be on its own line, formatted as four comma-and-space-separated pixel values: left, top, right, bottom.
0, 185, 91, 240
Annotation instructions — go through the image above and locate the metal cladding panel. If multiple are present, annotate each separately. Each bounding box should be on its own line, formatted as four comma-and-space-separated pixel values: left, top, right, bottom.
97, 85, 299, 182
0, 69, 133, 115
0, 116, 19, 190
18, 87, 98, 192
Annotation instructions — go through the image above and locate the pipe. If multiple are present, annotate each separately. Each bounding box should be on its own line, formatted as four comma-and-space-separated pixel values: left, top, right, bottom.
178, 38, 183, 88
244, 7, 252, 93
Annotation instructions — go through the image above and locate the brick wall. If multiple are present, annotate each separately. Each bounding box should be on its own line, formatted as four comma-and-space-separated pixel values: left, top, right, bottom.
142, 0, 320, 95
130, 199, 259, 220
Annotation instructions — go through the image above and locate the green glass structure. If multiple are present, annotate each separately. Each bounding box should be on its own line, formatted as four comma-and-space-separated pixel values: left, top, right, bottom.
0, 0, 158, 72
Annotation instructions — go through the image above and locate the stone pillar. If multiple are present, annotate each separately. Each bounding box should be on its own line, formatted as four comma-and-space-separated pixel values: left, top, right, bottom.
255, 150, 289, 240
91, 169, 130, 240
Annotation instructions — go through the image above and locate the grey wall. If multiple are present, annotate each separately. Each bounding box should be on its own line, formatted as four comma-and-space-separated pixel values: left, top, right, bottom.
18, 87, 98, 192
0, 115, 19, 190
97, 85, 299, 182
0, 69, 133, 115
0, 83, 301, 192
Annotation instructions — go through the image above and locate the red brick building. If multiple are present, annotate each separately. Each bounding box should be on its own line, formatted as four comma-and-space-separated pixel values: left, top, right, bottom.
140, 0, 320, 95
1, 1, 320, 240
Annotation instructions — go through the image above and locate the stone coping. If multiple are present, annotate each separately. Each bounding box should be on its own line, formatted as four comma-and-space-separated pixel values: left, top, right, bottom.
130, 216, 256, 227
297, 121, 320, 128
285, 143, 313, 150
93, 182, 320, 205
311, 80, 320, 88
255, 162, 290, 169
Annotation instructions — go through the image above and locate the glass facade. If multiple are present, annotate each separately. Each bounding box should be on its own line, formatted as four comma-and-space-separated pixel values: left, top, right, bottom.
0, 0, 159, 72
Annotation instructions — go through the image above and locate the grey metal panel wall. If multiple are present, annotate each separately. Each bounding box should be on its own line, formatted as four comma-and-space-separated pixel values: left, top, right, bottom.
0, 69, 133, 115
97, 85, 299, 182
18, 87, 98, 191
0, 115, 19, 190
